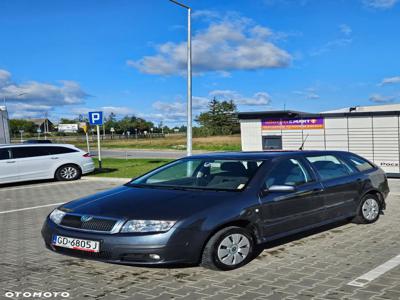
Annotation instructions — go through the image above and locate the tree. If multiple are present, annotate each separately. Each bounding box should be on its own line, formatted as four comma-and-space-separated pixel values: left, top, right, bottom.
196, 98, 239, 135
9, 119, 37, 135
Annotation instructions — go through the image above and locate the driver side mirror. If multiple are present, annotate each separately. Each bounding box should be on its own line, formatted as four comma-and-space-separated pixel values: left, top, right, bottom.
260, 185, 296, 196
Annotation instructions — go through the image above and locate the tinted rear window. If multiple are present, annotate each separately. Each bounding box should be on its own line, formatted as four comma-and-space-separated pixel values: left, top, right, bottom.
345, 154, 375, 172
0, 148, 10, 160
43, 146, 78, 155
11, 147, 50, 158
306, 155, 350, 181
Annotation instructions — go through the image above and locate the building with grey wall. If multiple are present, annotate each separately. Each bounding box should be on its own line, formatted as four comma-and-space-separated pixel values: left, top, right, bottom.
238, 104, 400, 176
0, 106, 10, 144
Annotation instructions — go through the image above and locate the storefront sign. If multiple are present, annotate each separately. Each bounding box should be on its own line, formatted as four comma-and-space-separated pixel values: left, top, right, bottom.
262, 117, 325, 130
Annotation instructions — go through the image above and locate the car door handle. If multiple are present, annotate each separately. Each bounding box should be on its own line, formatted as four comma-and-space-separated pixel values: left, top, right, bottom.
51, 157, 59, 160
6, 161, 16, 164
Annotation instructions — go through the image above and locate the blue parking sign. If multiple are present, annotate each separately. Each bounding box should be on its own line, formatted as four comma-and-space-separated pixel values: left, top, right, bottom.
88, 111, 103, 125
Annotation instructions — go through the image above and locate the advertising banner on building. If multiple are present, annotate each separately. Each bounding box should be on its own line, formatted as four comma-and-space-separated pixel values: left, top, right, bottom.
262, 117, 324, 130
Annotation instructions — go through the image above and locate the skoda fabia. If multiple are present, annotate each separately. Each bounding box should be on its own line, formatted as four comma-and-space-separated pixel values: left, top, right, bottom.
42, 151, 389, 270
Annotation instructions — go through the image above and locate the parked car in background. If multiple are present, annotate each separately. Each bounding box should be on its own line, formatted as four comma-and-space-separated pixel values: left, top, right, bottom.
23, 139, 53, 144
42, 150, 389, 270
0, 144, 94, 184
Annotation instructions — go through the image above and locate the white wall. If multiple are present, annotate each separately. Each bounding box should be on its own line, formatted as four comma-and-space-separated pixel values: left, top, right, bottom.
240, 119, 262, 151
240, 114, 400, 174
372, 116, 399, 173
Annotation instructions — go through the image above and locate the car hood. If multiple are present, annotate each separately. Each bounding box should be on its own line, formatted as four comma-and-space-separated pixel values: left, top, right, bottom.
60, 185, 241, 220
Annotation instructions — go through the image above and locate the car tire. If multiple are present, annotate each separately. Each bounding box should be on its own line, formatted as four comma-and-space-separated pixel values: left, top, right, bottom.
201, 226, 254, 271
55, 164, 81, 181
353, 194, 381, 224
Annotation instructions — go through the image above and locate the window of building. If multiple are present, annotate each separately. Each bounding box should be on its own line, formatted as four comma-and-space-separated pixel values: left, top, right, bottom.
262, 136, 282, 150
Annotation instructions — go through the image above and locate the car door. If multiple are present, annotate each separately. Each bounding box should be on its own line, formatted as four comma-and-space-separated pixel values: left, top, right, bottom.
259, 157, 325, 238
305, 154, 360, 220
11, 146, 52, 181
0, 148, 20, 184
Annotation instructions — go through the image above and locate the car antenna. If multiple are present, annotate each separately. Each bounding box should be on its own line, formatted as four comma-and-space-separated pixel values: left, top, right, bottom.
299, 134, 309, 150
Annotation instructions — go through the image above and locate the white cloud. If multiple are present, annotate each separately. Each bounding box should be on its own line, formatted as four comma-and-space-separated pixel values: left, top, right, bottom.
146, 89, 271, 124
209, 90, 272, 105
0, 69, 11, 88
363, 0, 398, 9
310, 24, 353, 56
128, 13, 291, 75
71, 106, 135, 116
0, 69, 89, 119
293, 88, 320, 99
369, 94, 396, 103
339, 24, 352, 36
379, 76, 400, 86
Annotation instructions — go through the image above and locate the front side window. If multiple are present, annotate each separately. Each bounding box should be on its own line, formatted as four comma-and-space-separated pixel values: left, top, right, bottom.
265, 158, 311, 188
130, 159, 264, 191
0, 148, 10, 160
306, 155, 350, 180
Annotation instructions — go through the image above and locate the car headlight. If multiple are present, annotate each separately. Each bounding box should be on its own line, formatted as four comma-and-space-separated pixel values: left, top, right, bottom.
49, 208, 66, 225
120, 220, 176, 233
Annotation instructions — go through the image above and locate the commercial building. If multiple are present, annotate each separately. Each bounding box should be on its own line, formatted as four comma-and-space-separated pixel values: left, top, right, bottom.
238, 104, 400, 176
0, 106, 10, 144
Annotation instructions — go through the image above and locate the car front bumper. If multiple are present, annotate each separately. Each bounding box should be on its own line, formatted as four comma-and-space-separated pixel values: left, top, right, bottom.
41, 218, 205, 266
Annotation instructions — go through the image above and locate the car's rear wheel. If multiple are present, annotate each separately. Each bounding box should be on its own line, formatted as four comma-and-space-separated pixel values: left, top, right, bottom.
353, 194, 381, 224
201, 226, 254, 271
55, 164, 81, 181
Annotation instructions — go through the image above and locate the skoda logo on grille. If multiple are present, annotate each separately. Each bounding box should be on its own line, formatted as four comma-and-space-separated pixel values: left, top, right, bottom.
81, 215, 93, 222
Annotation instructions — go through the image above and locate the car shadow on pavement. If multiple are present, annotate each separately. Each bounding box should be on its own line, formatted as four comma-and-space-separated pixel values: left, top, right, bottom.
0, 179, 59, 188
93, 168, 118, 175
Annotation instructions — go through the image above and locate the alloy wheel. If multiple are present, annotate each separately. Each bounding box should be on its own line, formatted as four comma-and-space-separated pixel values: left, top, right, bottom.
217, 233, 250, 266
362, 198, 379, 221
60, 167, 78, 180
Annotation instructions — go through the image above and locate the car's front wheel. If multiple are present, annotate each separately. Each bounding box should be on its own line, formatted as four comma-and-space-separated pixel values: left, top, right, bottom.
201, 226, 254, 271
55, 164, 81, 181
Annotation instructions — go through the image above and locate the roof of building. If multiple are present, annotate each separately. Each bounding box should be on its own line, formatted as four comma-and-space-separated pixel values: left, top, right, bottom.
238, 105, 400, 119
29, 118, 53, 126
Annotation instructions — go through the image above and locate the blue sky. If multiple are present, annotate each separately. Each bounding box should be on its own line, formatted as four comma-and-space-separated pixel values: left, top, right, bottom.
0, 0, 399, 125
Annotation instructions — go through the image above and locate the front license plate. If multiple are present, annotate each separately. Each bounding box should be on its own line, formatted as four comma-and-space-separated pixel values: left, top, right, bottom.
52, 235, 100, 253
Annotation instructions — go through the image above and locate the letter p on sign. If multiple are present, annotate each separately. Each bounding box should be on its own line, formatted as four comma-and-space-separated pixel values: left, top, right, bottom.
88, 111, 103, 125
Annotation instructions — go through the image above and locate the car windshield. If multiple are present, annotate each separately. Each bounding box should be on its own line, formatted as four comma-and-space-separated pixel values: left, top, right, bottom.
129, 158, 264, 191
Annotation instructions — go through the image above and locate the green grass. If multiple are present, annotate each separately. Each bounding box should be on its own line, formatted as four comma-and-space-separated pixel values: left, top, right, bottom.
90, 158, 173, 179
61, 135, 241, 152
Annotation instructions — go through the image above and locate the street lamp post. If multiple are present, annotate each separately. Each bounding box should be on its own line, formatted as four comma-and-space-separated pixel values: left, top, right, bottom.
169, 0, 192, 156
3, 92, 28, 107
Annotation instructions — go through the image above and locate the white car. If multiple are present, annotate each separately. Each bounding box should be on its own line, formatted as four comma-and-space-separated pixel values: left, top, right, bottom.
0, 144, 95, 184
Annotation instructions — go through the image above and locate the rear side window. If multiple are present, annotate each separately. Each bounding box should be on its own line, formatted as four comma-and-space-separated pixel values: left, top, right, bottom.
44, 146, 78, 155
266, 158, 312, 188
306, 155, 350, 181
345, 154, 375, 172
11, 147, 49, 159
0, 148, 10, 160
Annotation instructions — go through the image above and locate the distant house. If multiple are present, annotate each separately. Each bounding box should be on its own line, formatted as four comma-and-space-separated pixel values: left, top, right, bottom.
30, 118, 54, 133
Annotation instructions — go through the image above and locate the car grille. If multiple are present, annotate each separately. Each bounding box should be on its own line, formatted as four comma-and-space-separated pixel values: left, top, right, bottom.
60, 214, 118, 232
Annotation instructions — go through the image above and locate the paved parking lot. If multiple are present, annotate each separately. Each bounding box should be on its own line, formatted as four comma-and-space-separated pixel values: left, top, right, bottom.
0, 178, 399, 300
